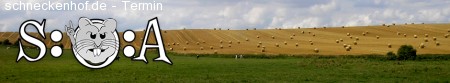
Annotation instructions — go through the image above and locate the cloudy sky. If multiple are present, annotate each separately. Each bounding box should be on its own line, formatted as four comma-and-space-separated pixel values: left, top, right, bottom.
1, 0, 450, 32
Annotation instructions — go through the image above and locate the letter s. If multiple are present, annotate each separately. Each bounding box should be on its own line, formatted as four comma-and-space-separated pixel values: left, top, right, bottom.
17, 20, 47, 62
5, 3, 11, 10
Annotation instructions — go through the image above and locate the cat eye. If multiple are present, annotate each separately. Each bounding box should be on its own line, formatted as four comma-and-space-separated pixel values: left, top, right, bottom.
100, 32, 106, 39
90, 33, 96, 39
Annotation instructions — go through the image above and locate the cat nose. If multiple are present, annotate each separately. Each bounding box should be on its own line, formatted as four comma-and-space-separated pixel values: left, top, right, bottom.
95, 41, 102, 47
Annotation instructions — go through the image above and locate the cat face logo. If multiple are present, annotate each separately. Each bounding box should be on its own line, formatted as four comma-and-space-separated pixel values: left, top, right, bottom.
66, 17, 119, 68
17, 17, 172, 69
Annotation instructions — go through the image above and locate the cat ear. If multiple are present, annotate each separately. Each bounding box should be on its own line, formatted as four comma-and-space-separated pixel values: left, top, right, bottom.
103, 18, 117, 32
78, 17, 92, 27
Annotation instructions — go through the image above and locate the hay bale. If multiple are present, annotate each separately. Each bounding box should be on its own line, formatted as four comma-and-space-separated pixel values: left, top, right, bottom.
388, 43, 392, 48
200, 47, 204, 50
246, 38, 249, 41
355, 37, 359, 41
425, 34, 429, 37
228, 44, 231, 47
403, 34, 407, 37
314, 48, 319, 53
347, 33, 350, 36
301, 31, 305, 34
220, 45, 224, 49
345, 47, 351, 51
295, 43, 299, 47
362, 33, 366, 36
336, 40, 340, 43
436, 41, 440, 46
349, 36, 353, 39
284, 41, 287, 45
397, 32, 401, 35
202, 41, 206, 43
312, 33, 316, 37
237, 41, 240, 44
183, 47, 187, 51
445, 34, 449, 38
433, 37, 437, 41
353, 41, 357, 45
376, 36, 380, 39
290, 36, 293, 39
228, 41, 232, 44
275, 43, 279, 47
220, 40, 223, 44
257, 44, 260, 48
272, 36, 275, 39
420, 43, 425, 48
261, 48, 265, 52
424, 38, 428, 42
340, 38, 344, 42
256, 35, 260, 38
196, 42, 200, 45
210, 46, 214, 49
414, 35, 417, 38
310, 42, 314, 45
169, 48, 173, 51
214, 50, 218, 54
342, 26, 345, 28
292, 33, 296, 36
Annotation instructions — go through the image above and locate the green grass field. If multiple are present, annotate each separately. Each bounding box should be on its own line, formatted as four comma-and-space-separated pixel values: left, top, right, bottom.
1, 45, 449, 82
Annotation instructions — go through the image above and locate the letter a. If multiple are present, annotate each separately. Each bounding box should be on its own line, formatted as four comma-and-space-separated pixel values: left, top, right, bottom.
134, 17, 172, 64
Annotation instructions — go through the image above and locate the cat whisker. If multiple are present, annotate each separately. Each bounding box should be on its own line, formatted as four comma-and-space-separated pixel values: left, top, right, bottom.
76, 43, 95, 52
102, 44, 118, 48
76, 45, 94, 53
76, 39, 95, 45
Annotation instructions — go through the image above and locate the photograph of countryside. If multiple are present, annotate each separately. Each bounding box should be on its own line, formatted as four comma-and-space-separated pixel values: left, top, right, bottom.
1, 0, 450, 82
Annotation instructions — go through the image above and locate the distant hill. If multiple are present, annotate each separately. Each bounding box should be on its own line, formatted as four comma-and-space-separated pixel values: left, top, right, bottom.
1, 23, 449, 55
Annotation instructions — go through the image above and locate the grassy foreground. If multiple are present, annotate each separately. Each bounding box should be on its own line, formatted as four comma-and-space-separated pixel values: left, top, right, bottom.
0, 45, 449, 82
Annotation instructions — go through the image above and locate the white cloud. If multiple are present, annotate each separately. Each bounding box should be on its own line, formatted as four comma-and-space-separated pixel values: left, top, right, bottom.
345, 15, 373, 26
0, 24, 5, 31
309, 0, 337, 14
1, 0, 450, 32
245, 7, 265, 24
